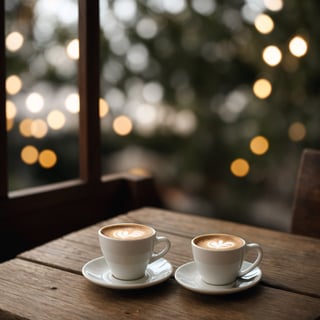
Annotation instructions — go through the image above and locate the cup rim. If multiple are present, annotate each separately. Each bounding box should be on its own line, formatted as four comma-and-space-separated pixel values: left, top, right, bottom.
98, 222, 156, 240
192, 233, 245, 251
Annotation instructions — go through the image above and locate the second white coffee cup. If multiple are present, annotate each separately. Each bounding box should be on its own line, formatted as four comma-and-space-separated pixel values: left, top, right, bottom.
192, 233, 263, 285
99, 223, 171, 281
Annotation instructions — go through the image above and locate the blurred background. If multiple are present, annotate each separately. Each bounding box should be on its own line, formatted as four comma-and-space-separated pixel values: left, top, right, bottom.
5, 0, 320, 231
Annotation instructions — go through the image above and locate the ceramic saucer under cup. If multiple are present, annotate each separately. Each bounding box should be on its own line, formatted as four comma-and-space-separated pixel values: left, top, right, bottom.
174, 261, 262, 295
82, 257, 173, 289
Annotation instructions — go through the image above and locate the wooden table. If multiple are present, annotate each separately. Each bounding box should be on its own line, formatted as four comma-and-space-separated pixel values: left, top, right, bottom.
0, 207, 319, 319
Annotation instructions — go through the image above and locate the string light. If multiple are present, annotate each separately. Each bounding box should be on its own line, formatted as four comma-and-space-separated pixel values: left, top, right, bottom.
6, 75, 22, 95
19, 118, 33, 137
262, 45, 282, 66
289, 36, 308, 58
254, 14, 274, 34
26, 92, 44, 113
39, 149, 57, 168
31, 119, 48, 138
66, 39, 79, 60
47, 110, 66, 130
21, 145, 39, 165
230, 158, 250, 177
253, 78, 272, 99
113, 115, 133, 136
250, 136, 269, 155
6, 31, 24, 52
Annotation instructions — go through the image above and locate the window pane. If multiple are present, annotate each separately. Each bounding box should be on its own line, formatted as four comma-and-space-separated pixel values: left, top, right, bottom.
6, 0, 79, 190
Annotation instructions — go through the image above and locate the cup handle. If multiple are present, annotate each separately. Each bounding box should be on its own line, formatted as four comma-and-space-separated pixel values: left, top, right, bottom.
238, 243, 263, 277
150, 236, 171, 263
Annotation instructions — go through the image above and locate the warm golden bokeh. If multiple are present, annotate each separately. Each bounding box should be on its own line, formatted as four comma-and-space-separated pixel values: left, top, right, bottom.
6, 31, 24, 52
230, 158, 250, 178
39, 150, 57, 169
250, 136, 269, 155
254, 14, 274, 34
31, 119, 48, 138
66, 38, 79, 60
262, 45, 282, 66
253, 79, 272, 99
19, 118, 33, 137
289, 36, 308, 58
99, 98, 110, 118
6, 75, 22, 95
288, 122, 306, 141
21, 145, 39, 165
47, 110, 66, 130
6, 100, 17, 119
113, 115, 133, 136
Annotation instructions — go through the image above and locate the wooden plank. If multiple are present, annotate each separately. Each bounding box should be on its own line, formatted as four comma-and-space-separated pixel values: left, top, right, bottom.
0, 259, 319, 320
19, 207, 320, 298
127, 207, 320, 298
18, 214, 190, 273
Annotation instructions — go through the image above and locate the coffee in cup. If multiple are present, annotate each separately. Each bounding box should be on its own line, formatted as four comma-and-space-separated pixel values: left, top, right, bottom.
99, 223, 171, 280
192, 233, 263, 285
101, 224, 153, 240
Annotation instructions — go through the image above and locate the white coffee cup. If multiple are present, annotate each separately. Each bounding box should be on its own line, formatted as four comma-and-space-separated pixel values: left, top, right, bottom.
192, 233, 263, 285
99, 223, 171, 280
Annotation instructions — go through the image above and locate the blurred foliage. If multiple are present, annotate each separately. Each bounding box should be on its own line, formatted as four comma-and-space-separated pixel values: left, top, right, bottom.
5, 0, 320, 229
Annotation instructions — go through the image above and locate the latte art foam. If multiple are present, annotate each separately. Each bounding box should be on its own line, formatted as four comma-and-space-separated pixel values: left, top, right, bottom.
194, 234, 244, 250
112, 229, 146, 239
207, 239, 235, 249
102, 224, 154, 240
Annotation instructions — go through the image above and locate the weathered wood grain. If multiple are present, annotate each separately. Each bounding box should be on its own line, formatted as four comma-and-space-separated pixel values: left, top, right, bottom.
19, 207, 320, 299
0, 259, 319, 320
127, 207, 320, 298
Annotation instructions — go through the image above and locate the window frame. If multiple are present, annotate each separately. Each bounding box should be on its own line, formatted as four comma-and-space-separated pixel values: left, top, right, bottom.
0, 0, 160, 260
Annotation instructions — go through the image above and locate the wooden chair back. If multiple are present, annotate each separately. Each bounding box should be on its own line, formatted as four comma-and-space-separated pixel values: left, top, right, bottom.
291, 149, 320, 238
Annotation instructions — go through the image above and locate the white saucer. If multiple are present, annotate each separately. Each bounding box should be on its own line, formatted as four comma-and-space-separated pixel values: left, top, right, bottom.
175, 261, 262, 295
82, 257, 173, 289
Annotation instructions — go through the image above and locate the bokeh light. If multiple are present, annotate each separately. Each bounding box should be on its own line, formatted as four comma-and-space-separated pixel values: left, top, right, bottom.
7, 118, 14, 131
113, 115, 133, 136
39, 149, 57, 168
254, 14, 274, 34
230, 158, 250, 178
65, 93, 80, 113
129, 167, 151, 177
262, 45, 282, 66
21, 145, 39, 165
26, 92, 45, 113
99, 98, 109, 118
289, 36, 308, 58
253, 78, 272, 99
31, 119, 48, 138
288, 122, 306, 141
19, 118, 33, 137
47, 110, 66, 130
6, 31, 24, 52
66, 38, 79, 60
6, 75, 22, 95
263, 0, 283, 12
6, 100, 17, 119
250, 136, 269, 155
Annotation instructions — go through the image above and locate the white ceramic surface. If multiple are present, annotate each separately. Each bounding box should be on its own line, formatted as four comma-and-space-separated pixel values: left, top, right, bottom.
82, 256, 173, 289
174, 261, 262, 295
192, 234, 263, 285
99, 223, 171, 280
